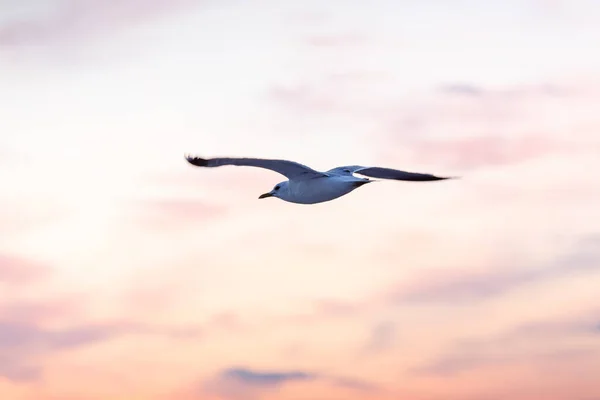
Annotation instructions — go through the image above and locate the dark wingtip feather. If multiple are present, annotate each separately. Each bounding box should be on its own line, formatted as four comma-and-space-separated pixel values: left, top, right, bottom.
409, 174, 459, 181
427, 174, 459, 181
434, 176, 459, 181
185, 154, 209, 167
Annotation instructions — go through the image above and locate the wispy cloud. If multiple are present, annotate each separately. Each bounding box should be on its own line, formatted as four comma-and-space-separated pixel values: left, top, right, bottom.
409, 134, 562, 170
438, 83, 485, 96
414, 308, 600, 376
331, 376, 380, 392
203, 366, 379, 400
267, 66, 598, 172
363, 321, 397, 354
305, 33, 367, 48
0, 298, 202, 382
0, 298, 79, 325
278, 297, 376, 327
438, 82, 570, 98
203, 367, 315, 400
132, 198, 228, 231
381, 82, 598, 170
222, 367, 315, 386
392, 235, 600, 304
268, 82, 341, 115
416, 347, 596, 377
0, 0, 202, 47
0, 254, 50, 286
0, 364, 42, 383
0, 320, 118, 382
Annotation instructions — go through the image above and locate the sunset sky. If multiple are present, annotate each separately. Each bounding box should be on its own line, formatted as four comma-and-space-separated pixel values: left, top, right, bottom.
1, 0, 600, 399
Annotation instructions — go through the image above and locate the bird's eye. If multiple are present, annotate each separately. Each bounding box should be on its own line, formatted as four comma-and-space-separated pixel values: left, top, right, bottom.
274, 185, 280, 190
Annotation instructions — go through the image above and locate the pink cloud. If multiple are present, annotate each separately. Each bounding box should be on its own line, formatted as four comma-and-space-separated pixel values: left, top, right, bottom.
409, 134, 565, 170
0, 315, 203, 382
0, 298, 80, 325
122, 279, 183, 316
267, 71, 392, 116
305, 33, 367, 47
0, 255, 50, 286
269, 297, 379, 330
377, 83, 600, 169
389, 234, 600, 304
0, 0, 203, 47
414, 306, 600, 378
0, 201, 71, 237
208, 312, 245, 333
313, 299, 364, 317
269, 83, 341, 114
265, 71, 600, 162
132, 198, 227, 231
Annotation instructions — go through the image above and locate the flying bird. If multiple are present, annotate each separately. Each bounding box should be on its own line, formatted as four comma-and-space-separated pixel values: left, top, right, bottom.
185, 154, 456, 205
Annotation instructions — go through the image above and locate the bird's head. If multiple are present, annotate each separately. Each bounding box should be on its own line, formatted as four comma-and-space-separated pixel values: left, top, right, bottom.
258, 181, 289, 200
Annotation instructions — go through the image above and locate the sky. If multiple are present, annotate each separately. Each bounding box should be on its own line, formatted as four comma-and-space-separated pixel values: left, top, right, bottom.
1, 0, 600, 399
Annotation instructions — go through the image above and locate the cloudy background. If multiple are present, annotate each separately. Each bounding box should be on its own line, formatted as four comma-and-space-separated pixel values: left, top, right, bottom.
1, 0, 599, 399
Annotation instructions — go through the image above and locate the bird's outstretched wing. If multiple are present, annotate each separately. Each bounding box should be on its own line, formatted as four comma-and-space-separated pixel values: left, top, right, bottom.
185, 155, 327, 180
327, 165, 455, 181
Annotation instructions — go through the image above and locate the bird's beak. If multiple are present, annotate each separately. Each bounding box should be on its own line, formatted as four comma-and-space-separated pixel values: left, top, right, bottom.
258, 192, 274, 199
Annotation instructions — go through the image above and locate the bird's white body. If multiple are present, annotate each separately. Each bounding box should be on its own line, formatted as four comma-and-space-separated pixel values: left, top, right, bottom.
184, 154, 454, 205
278, 175, 372, 204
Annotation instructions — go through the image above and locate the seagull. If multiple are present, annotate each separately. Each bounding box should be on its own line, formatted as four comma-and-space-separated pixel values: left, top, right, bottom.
185, 154, 456, 205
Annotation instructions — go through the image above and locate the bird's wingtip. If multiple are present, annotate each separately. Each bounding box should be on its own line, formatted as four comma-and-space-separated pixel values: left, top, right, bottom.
431, 175, 460, 181
184, 154, 209, 167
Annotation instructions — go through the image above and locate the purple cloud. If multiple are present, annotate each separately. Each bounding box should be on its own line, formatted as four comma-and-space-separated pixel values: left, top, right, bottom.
0, 304, 203, 382
203, 366, 379, 400
202, 367, 315, 400
0, 320, 118, 382
222, 368, 315, 386
0, 362, 41, 382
